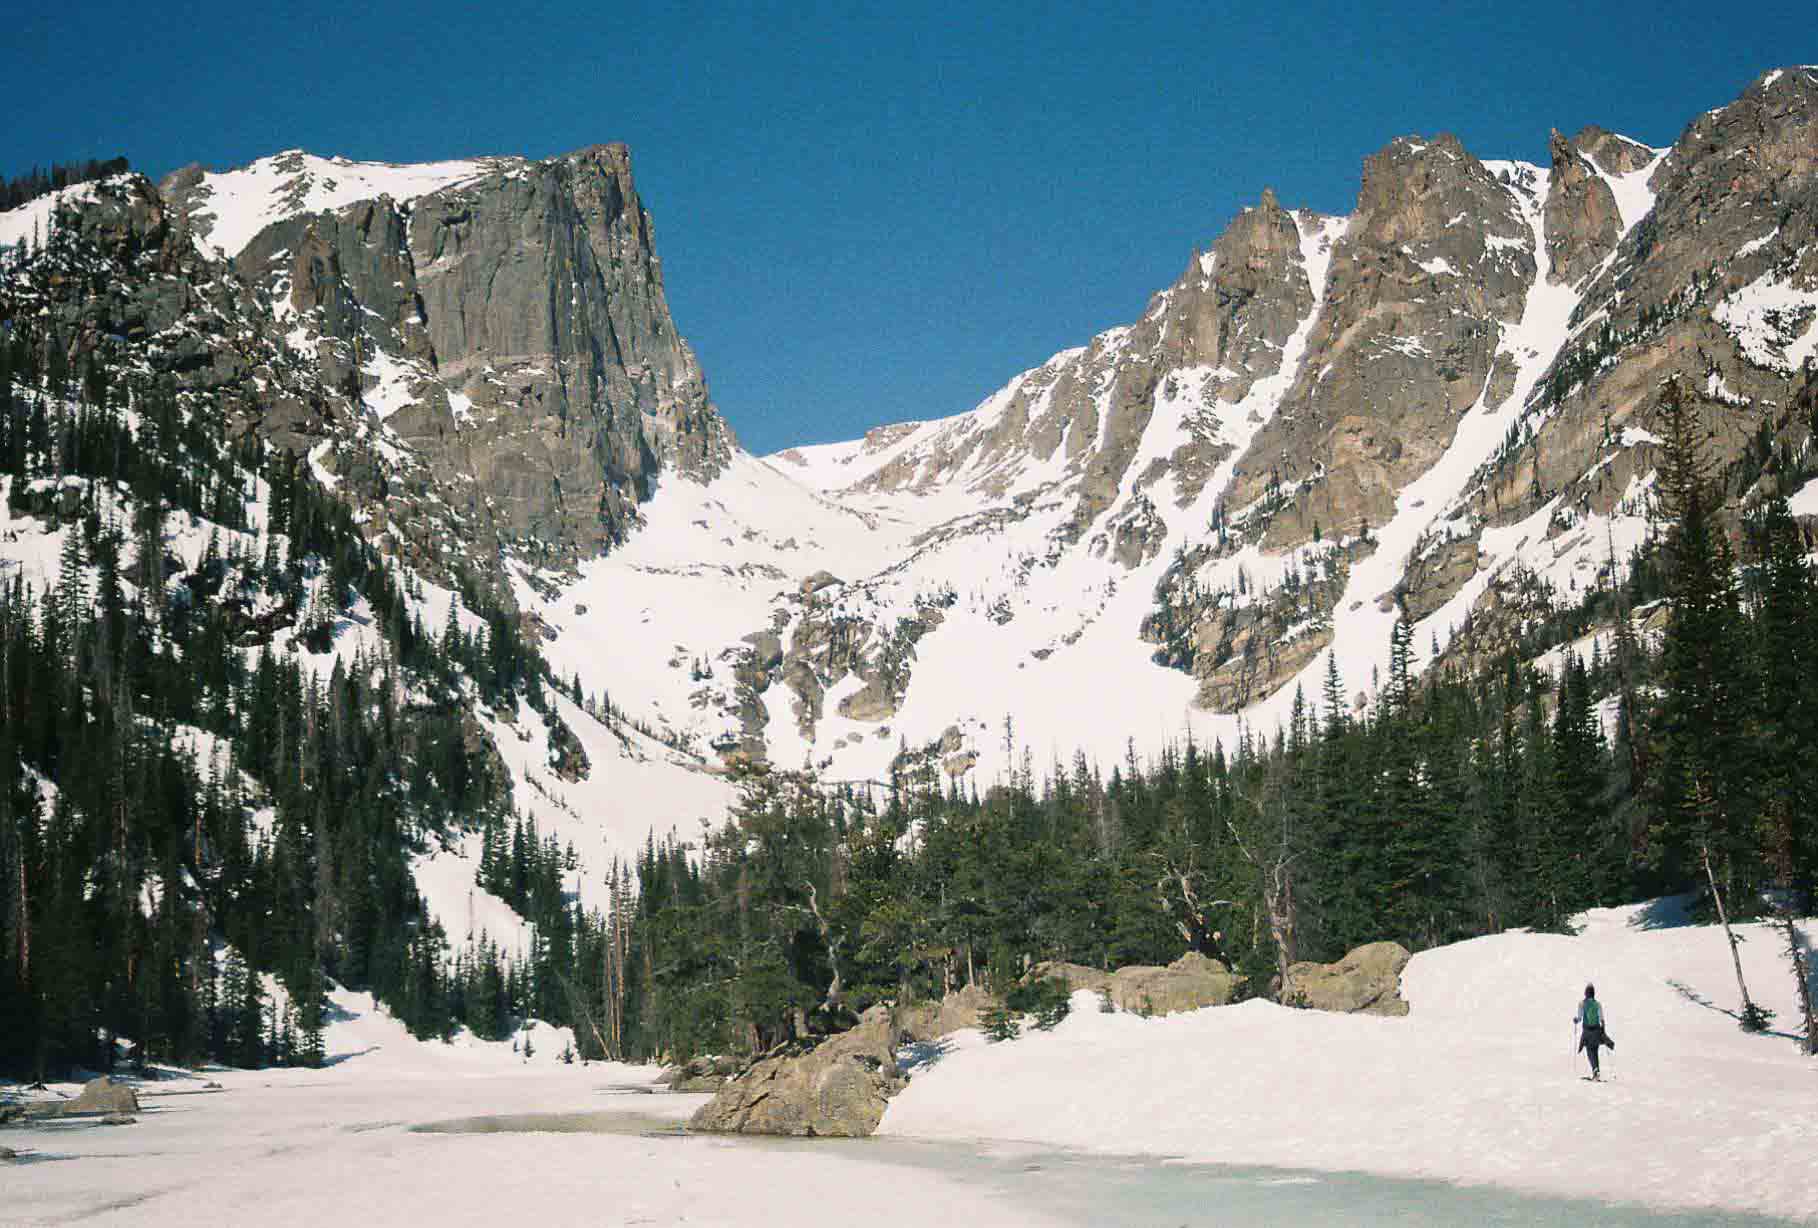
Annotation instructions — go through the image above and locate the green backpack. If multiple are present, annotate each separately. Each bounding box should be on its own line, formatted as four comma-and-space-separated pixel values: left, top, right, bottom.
1582, 999, 1602, 1028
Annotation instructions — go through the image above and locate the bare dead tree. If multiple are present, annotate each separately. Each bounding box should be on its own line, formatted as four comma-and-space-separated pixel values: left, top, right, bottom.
1229, 786, 1300, 994
1150, 847, 1235, 956
1773, 905, 1817, 1056
803, 881, 845, 1016
1701, 833, 1764, 1029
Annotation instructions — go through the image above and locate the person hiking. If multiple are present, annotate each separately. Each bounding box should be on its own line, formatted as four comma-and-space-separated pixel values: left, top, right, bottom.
1575, 983, 1615, 1079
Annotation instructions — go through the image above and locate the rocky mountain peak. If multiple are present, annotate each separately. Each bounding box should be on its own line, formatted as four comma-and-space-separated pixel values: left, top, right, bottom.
600, 70, 1817, 777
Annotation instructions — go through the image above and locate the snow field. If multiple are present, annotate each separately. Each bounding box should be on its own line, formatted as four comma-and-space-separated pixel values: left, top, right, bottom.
1, 985, 1063, 1228
191, 152, 509, 259
412, 688, 734, 959
880, 901, 1818, 1220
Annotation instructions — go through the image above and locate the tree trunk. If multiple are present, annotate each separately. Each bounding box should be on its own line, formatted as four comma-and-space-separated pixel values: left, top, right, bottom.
804, 882, 845, 1016
1703, 840, 1760, 1026
1776, 909, 1817, 1056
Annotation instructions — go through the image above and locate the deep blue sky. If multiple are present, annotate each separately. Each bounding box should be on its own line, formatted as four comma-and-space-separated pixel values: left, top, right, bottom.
4, 2, 1810, 453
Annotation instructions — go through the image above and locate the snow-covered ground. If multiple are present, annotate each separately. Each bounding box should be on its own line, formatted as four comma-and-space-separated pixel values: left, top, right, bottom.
882, 900, 1818, 1221
6, 902, 1811, 1223
1, 985, 1062, 1227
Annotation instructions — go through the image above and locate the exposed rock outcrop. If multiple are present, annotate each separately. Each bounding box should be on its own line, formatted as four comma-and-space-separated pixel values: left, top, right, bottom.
660, 1054, 741, 1093
894, 983, 997, 1042
1284, 942, 1412, 1016
688, 1005, 905, 1137
1030, 952, 1245, 1015
30, 1076, 143, 1118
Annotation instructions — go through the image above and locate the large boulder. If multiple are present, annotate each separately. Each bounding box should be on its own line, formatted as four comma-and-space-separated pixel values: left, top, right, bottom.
35, 1076, 142, 1118
1284, 942, 1412, 1016
660, 1054, 741, 1093
1029, 952, 1245, 1016
688, 1005, 905, 1137
894, 983, 997, 1042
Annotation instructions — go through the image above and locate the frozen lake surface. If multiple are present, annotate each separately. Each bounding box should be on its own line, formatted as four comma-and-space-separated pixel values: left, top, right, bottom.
8, 1091, 1797, 1227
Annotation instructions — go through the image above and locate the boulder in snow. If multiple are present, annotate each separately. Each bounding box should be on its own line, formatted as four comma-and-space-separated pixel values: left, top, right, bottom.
1284, 942, 1412, 1015
894, 983, 998, 1042
1030, 952, 1246, 1016
660, 1054, 741, 1093
689, 1005, 905, 1137
34, 1076, 143, 1118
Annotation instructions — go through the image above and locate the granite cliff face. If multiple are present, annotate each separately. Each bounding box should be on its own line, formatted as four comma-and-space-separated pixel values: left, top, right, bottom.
160, 145, 732, 574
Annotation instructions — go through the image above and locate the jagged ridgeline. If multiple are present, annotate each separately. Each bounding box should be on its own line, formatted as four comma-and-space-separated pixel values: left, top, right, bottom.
0, 150, 719, 1076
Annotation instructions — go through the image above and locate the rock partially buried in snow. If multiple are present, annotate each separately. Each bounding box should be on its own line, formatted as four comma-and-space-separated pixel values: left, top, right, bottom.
1284, 941, 1412, 1015
1030, 952, 1246, 1015
660, 1053, 741, 1093
689, 1005, 905, 1137
32, 1076, 142, 1118
894, 983, 998, 1042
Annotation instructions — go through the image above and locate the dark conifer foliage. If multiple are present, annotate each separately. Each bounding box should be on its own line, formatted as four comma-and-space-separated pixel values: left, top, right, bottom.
0, 157, 131, 213
0, 320, 569, 1077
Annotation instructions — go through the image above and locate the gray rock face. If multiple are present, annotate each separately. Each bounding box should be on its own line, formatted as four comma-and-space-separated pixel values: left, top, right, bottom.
1427, 66, 1818, 655
1284, 942, 1412, 1016
399, 146, 730, 556
1543, 128, 1622, 287
1030, 951, 1245, 1015
688, 1005, 905, 1137
1231, 134, 1536, 554
210, 145, 733, 565
894, 983, 997, 1042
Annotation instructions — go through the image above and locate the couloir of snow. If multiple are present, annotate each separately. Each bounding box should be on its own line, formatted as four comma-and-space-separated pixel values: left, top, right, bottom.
410, 688, 734, 958
881, 900, 1818, 1220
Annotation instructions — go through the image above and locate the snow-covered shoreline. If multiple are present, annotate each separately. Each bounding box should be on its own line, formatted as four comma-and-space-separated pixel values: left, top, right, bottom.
5, 901, 1812, 1224
881, 901, 1818, 1221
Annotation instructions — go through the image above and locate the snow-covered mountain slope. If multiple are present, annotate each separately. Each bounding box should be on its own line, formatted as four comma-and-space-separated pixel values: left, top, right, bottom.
517, 68, 1818, 787
169, 149, 516, 260
519, 69, 1810, 789
0, 164, 735, 963
413, 688, 733, 957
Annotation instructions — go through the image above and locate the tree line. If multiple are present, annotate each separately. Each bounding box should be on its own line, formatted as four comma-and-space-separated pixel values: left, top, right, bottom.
3, 256, 1814, 1078
0, 157, 130, 215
